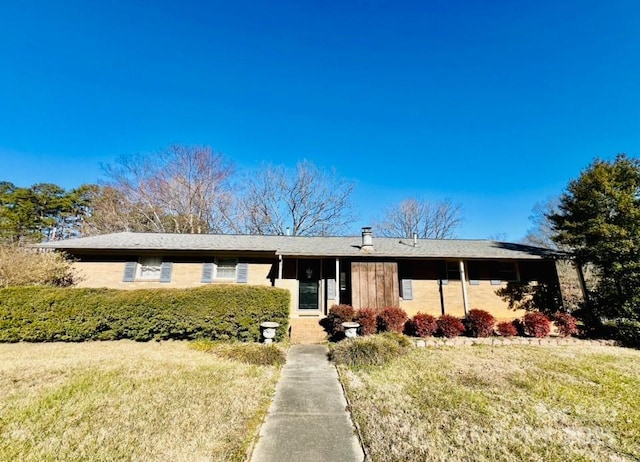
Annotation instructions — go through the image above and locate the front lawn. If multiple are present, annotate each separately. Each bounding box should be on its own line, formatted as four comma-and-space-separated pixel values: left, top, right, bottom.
339, 343, 640, 462
0, 341, 282, 461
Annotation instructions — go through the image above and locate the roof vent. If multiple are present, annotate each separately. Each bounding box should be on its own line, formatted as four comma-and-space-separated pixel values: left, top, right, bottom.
361, 227, 373, 251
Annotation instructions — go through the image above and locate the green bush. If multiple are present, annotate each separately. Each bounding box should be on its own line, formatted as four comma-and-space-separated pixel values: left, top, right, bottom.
330, 332, 412, 367
191, 340, 287, 366
0, 285, 289, 342
616, 319, 640, 348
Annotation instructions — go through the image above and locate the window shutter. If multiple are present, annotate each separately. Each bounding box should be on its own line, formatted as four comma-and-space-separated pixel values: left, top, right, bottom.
201, 262, 214, 283
401, 279, 413, 300
327, 278, 336, 299
123, 262, 137, 282
159, 262, 173, 283
236, 263, 248, 283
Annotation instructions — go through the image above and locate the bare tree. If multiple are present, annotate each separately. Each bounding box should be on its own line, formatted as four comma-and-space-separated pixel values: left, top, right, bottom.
521, 197, 562, 249
93, 145, 234, 234
239, 160, 356, 236
374, 197, 463, 239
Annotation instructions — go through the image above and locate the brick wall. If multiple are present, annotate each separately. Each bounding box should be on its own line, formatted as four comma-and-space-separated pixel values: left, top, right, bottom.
400, 279, 523, 320
74, 262, 273, 290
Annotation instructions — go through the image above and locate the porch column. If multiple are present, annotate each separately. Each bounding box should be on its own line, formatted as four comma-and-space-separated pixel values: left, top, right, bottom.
459, 260, 469, 317
278, 255, 283, 280
575, 260, 589, 304
335, 258, 340, 305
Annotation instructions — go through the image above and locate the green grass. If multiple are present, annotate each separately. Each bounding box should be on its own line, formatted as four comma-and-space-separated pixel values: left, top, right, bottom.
338, 344, 640, 462
0, 340, 282, 461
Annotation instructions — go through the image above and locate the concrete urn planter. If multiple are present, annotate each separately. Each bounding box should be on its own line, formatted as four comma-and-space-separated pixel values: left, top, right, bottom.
341, 322, 360, 339
260, 322, 279, 344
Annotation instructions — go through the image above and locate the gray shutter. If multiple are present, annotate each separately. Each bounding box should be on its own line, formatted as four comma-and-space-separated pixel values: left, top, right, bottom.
159, 262, 173, 283
327, 278, 336, 299
123, 262, 137, 282
201, 262, 214, 283
236, 263, 248, 283
401, 279, 413, 300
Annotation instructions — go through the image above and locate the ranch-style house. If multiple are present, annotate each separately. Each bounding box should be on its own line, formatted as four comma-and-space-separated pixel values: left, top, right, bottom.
40, 227, 574, 325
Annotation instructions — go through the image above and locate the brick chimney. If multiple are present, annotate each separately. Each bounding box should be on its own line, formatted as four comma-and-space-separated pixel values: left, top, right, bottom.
361, 227, 373, 251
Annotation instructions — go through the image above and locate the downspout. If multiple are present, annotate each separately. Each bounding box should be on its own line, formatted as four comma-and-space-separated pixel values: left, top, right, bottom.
335, 258, 340, 306
459, 260, 469, 317
320, 259, 324, 315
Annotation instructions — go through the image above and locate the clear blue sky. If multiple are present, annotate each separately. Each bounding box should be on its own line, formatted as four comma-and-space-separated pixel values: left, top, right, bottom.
1, 0, 639, 240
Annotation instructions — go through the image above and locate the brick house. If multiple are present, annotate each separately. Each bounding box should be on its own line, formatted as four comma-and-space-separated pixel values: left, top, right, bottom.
40, 227, 566, 323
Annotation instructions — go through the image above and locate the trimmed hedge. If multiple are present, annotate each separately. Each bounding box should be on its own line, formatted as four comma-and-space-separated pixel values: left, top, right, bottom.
0, 285, 290, 342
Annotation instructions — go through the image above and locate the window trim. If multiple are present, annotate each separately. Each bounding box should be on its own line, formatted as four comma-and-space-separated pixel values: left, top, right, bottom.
214, 258, 238, 280
137, 256, 163, 280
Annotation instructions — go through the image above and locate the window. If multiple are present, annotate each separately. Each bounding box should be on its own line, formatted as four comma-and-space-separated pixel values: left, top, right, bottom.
215, 258, 238, 279
138, 257, 162, 280
446, 261, 461, 280
498, 262, 518, 282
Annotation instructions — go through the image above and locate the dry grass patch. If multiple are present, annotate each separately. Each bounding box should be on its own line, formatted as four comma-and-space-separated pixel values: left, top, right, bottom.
0, 340, 281, 461
191, 340, 287, 366
339, 344, 640, 462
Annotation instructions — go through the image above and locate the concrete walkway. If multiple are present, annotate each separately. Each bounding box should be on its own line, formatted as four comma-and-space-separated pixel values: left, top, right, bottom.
250, 344, 365, 462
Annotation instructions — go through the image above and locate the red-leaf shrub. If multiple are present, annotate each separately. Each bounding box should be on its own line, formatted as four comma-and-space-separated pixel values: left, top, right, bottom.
326, 304, 356, 336
523, 312, 551, 338
378, 307, 408, 334
466, 309, 496, 337
496, 321, 518, 337
553, 312, 579, 337
437, 314, 465, 338
407, 313, 438, 337
356, 307, 378, 335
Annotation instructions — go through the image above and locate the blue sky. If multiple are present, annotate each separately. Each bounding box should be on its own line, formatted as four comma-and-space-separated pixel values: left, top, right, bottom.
1, 0, 639, 240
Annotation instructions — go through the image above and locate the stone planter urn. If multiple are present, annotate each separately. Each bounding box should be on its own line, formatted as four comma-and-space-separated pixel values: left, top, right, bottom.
341, 321, 360, 339
260, 322, 280, 344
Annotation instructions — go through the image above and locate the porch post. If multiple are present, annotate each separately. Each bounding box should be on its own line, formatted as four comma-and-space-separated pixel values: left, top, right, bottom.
278, 255, 283, 280
335, 258, 340, 305
459, 260, 469, 317
575, 259, 589, 304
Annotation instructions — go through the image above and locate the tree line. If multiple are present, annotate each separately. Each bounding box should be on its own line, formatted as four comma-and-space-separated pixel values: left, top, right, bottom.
1, 144, 463, 243
2, 145, 639, 341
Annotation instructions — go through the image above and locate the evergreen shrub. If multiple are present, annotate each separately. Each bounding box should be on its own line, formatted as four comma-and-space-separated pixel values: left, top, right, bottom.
325, 304, 356, 337
466, 309, 496, 337
437, 314, 465, 338
552, 312, 579, 337
406, 313, 438, 337
496, 321, 518, 337
0, 285, 289, 342
378, 306, 408, 334
523, 311, 551, 338
355, 307, 378, 335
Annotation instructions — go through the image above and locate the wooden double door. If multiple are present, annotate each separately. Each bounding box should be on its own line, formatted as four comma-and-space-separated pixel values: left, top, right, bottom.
350, 262, 399, 310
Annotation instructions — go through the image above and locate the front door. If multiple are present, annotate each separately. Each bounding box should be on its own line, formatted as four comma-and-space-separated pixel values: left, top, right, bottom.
297, 259, 321, 314
299, 281, 319, 310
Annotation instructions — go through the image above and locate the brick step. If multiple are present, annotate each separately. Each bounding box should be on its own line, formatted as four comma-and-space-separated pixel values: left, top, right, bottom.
289, 318, 327, 344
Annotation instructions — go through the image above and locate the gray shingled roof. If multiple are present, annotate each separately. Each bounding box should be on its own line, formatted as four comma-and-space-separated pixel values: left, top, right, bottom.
38, 232, 562, 260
